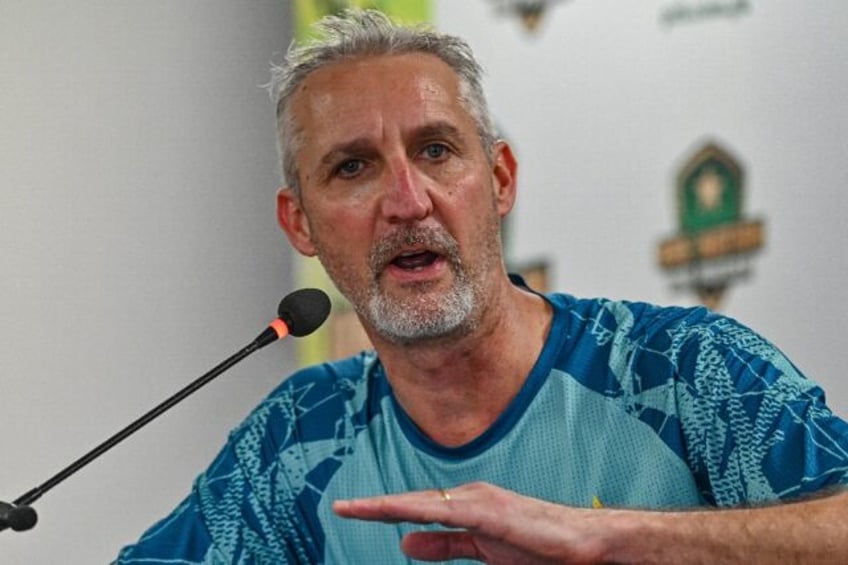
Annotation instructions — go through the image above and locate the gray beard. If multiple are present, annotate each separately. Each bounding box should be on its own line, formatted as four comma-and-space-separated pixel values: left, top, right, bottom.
366, 270, 477, 345
363, 226, 481, 345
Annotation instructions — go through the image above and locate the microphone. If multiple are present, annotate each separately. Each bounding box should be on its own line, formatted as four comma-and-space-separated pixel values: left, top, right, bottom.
0, 501, 37, 532
0, 288, 331, 534
252, 287, 334, 346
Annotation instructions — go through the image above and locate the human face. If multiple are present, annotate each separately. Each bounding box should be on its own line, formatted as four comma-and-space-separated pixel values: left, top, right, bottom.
277, 53, 516, 345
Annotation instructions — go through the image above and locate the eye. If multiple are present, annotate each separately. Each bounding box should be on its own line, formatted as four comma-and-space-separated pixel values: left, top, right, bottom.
335, 158, 364, 178
421, 143, 450, 160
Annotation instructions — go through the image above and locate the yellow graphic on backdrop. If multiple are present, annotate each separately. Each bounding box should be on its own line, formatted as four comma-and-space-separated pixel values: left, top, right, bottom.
295, 0, 429, 39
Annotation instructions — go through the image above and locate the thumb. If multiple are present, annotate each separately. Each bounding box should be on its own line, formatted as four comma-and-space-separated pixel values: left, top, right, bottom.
402, 530, 483, 562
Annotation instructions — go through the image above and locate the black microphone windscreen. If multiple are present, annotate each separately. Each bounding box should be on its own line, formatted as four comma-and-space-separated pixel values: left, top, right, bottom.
0, 502, 37, 532
278, 288, 331, 337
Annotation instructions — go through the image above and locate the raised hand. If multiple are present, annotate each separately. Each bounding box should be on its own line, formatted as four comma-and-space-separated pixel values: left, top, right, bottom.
333, 481, 615, 564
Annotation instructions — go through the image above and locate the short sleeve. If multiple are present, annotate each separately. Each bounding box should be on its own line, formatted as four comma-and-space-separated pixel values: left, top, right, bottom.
673, 316, 848, 506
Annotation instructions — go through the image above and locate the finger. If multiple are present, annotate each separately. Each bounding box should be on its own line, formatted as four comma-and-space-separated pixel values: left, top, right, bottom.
401, 531, 483, 562
333, 489, 455, 524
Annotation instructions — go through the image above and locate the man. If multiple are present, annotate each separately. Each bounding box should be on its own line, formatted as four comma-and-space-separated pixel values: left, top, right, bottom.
118, 9, 848, 564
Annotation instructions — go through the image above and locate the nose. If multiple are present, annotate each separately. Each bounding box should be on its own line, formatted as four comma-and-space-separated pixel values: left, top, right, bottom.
379, 157, 433, 223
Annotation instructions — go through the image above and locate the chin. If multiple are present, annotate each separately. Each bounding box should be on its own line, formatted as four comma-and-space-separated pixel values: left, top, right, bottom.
367, 289, 477, 345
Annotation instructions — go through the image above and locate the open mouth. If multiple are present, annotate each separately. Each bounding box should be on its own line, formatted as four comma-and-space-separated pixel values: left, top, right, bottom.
370, 226, 459, 279
391, 250, 441, 271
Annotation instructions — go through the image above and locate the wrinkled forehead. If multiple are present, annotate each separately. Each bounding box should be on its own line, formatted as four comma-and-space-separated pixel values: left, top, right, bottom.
287, 53, 472, 146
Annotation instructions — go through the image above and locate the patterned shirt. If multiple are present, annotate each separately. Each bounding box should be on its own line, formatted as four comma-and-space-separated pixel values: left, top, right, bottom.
116, 292, 848, 563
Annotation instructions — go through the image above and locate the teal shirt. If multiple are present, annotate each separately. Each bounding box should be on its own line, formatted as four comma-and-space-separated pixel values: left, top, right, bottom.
117, 292, 848, 563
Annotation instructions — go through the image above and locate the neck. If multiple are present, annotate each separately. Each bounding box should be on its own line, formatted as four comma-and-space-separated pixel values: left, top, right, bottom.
367, 279, 552, 447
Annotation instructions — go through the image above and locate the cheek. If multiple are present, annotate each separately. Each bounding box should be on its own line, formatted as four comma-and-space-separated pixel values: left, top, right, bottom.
310, 207, 368, 244
446, 176, 500, 221
304, 205, 376, 274
449, 181, 504, 250
303, 194, 361, 235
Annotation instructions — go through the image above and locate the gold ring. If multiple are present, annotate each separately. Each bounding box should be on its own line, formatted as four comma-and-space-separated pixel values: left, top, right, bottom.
439, 488, 451, 502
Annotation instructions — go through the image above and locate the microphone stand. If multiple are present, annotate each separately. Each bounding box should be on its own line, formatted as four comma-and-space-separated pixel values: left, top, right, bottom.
0, 333, 269, 533
0, 287, 330, 534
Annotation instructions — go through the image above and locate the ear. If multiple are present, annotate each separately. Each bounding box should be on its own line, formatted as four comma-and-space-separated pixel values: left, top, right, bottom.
491, 141, 518, 218
276, 187, 318, 257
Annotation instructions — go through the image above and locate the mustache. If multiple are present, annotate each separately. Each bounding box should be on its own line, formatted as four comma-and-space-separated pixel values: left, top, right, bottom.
368, 226, 461, 274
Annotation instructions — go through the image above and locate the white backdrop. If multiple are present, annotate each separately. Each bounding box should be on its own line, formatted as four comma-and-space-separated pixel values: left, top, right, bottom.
1, 2, 293, 563
1, 1, 846, 563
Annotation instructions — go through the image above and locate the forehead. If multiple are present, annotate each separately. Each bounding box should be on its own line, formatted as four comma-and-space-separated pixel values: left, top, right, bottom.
288, 52, 474, 147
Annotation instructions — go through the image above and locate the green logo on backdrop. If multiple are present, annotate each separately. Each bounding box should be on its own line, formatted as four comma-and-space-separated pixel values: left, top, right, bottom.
658, 141, 765, 310
679, 147, 742, 234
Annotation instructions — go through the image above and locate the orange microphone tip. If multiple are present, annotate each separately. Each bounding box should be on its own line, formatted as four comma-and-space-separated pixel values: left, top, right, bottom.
269, 318, 290, 340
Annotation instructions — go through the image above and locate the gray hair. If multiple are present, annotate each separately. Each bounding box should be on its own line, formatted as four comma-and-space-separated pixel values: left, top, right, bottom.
268, 9, 498, 197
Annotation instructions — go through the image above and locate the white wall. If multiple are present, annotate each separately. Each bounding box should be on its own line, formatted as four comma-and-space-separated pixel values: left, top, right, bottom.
0, 2, 293, 562
435, 0, 848, 417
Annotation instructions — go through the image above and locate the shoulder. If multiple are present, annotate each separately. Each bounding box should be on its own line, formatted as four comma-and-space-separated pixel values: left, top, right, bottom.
229, 351, 382, 447
269, 351, 376, 402
549, 291, 710, 327
544, 291, 724, 355
545, 293, 848, 502
541, 291, 812, 407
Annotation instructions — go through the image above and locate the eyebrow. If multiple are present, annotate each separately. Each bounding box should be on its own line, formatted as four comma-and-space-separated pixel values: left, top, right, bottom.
413, 121, 464, 144
317, 120, 468, 169
319, 138, 374, 168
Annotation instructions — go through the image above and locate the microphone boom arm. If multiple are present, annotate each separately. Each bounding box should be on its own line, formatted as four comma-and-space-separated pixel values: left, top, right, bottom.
1, 337, 263, 533
0, 288, 330, 534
